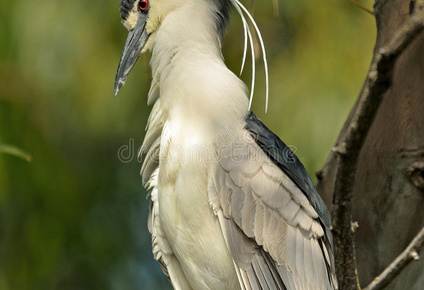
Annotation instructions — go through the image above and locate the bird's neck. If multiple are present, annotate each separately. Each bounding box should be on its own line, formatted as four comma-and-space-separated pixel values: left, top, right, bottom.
147, 0, 249, 131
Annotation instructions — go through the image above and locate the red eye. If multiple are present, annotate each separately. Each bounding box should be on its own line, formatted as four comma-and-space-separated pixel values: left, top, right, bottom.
139, 0, 148, 11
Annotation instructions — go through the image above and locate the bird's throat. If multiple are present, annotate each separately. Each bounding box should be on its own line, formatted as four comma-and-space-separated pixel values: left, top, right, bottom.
147, 1, 249, 132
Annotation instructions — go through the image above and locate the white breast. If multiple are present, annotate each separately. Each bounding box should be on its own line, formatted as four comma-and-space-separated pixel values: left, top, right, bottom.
156, 114, 241, 289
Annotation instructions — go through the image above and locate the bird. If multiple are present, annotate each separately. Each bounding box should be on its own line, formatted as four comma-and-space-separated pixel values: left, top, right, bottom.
114, 0, 338, 289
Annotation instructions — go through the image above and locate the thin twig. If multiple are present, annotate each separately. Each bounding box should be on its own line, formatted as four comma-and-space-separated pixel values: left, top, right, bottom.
364, 227, 424, 290
331, 2, 424, 289
349, 0, 374, 15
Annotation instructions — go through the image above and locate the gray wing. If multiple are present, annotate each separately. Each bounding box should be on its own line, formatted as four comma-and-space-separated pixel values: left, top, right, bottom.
208, 114, 337, 290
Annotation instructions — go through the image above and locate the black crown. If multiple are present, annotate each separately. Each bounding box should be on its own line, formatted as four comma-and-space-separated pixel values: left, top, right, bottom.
120, 0, 136, 21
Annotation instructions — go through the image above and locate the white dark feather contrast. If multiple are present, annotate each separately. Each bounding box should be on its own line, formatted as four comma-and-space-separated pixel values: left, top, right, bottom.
116, 0, 338, 289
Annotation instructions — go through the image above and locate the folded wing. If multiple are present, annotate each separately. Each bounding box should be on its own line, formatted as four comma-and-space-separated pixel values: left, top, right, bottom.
208, 112, 337, 290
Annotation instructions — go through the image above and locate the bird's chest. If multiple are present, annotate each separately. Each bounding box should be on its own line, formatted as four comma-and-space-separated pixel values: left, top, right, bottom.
158, 120, 222, 242
158, 120, 216, 231
155, 120, 239, 289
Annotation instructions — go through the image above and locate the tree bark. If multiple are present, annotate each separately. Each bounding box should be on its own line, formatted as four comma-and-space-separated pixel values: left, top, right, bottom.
317, 0, 424, 289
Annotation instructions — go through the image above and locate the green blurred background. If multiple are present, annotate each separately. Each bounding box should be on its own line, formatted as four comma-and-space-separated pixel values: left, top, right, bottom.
0, 0, 375, 289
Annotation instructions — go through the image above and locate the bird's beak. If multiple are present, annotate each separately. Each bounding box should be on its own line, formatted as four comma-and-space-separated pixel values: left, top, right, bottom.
114, 13, 150, 96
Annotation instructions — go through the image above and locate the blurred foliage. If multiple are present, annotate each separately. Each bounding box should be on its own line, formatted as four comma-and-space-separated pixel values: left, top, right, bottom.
0, 144, 32, 162
0, 0, 375, 289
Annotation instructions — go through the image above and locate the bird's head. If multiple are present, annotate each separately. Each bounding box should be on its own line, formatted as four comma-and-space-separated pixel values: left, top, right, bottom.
114, 0, 179, 95
114, 0, 233, 96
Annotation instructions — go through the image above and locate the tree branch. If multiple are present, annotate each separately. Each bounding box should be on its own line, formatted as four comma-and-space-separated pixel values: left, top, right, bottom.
364, 226, 424, 290
331, 2, 424, 289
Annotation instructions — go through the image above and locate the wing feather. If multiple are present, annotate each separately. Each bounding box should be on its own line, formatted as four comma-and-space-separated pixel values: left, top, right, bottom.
232, 185, 245, 226
295, 228, 305, 283
303, 231, 313, 286
252, 201, 264, 245
222, 216, 287, 290
241, 186, 255, 237
208, 126, 337, 290
251, 255, 268, 288
230, 168, 250, 187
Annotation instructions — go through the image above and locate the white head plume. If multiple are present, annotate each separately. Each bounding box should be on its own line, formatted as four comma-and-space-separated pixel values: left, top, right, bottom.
230, 0, 270, 113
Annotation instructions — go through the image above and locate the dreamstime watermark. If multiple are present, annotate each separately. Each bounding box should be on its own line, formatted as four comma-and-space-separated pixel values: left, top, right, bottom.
117, 138, 305, 165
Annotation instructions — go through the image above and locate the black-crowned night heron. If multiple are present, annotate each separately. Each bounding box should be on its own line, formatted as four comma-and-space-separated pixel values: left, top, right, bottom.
114, 0, 338, 289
